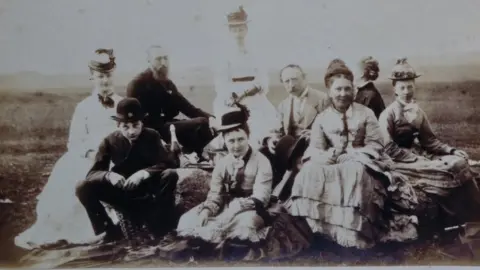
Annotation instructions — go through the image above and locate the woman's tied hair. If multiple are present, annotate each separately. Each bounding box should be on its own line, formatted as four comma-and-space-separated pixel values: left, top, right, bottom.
360, 56, 379, 81
324, 58, 354, 88
279, 64, 306, 83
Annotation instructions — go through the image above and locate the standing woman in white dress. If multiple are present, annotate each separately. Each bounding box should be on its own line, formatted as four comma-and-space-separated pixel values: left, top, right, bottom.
15, 49, 124, 249
211, 5, 277, 150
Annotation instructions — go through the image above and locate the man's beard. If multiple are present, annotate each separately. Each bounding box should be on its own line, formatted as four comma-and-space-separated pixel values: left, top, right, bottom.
152, 68, 168, 80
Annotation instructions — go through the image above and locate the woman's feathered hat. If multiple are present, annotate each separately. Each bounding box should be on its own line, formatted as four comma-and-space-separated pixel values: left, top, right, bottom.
89, 48, 116, 73
389, 57, 421, 81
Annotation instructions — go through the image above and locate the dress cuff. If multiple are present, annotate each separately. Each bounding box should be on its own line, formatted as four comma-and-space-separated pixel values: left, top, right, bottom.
353, 147, 380, 160
202, 201, 221, 216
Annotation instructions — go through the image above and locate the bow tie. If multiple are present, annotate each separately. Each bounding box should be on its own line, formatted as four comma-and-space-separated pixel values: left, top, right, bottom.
401, 101, 421, 125
403, 102, 419, 113
98, 94, 115, 108
232, 159, 245, 170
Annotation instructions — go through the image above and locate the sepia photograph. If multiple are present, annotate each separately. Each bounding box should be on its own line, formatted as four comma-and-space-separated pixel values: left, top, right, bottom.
1, 0, 480, 268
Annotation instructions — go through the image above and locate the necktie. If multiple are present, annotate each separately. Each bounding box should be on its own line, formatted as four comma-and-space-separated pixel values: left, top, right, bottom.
234, 159, 246, 191
339, 112, 349, 153
287, 97, 295, 136
230, 148, 252, 195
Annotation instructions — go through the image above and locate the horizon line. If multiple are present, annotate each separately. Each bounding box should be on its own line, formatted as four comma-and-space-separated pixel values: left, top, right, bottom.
2, 61, 480, 77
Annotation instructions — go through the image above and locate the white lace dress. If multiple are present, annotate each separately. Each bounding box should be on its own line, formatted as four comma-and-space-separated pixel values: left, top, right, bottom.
15, 93, 123, 249
211, 50, 277, 149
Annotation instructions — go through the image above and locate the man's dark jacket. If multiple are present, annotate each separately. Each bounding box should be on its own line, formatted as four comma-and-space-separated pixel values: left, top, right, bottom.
86, 128, 178, 183
126, 69, 212, 130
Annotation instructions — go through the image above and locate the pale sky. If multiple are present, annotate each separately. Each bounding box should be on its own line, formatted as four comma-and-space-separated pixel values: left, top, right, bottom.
1, 0, 480, 75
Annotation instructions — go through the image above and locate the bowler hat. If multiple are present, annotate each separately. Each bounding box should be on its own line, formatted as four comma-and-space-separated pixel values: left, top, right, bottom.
275, 135, 309, 170
226, 5, 250, 25
389, 57, 421, 81
216, 106, 249, 132
111, 98, 148, 122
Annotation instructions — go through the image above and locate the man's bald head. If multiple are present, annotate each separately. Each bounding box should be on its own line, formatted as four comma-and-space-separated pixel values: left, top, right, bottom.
147, 45, 169, 59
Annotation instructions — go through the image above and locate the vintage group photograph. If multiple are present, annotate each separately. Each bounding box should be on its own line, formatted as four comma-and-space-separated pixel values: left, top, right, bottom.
1, 0, 480, 268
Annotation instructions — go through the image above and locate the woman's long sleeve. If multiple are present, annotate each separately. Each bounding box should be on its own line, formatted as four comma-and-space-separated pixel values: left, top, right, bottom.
378, 109, 418, 162
418, 110, 454, 155
303, 115, 335, 163
250, 156, 273, 207
202, 161, 226, 216
351, 109, 383, 159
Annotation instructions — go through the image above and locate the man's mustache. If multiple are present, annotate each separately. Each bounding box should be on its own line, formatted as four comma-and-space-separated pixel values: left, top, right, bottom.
335, 96, 353, 102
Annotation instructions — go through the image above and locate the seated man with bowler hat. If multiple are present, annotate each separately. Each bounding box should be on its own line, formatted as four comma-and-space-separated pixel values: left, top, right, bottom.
260, 64, 330, 187
75, 97, 180, 243
126, 45, 217, 161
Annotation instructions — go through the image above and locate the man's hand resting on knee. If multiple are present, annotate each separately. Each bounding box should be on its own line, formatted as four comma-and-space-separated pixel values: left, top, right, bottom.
105, 172, 125, 187
124, 170, 150, 190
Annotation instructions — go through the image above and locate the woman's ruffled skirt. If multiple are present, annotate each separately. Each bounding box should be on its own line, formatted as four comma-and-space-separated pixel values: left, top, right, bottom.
393, 154, 480, 224
170, 198, 312, 260
284, 160, 418, 249
176, 199, 270, 244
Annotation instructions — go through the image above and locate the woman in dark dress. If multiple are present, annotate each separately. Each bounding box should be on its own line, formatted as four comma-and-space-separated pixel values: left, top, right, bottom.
355, 56, 386, 119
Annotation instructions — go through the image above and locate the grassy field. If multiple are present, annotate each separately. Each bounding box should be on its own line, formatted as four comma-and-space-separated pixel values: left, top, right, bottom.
1, 80, 480, 267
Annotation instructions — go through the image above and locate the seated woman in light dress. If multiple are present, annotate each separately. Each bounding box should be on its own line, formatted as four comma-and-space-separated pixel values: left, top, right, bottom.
284, 59, 417, 249
171, 103, 312, 260
176, 104, 273, 255
210, 5, 277, 150
15, 49, 124, 249
378, 58, 480, 228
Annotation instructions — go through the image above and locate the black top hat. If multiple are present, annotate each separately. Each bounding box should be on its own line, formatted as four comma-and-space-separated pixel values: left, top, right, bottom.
111, 98, 148, 122
216, 104, 250, 132
275, 135, 309, 170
